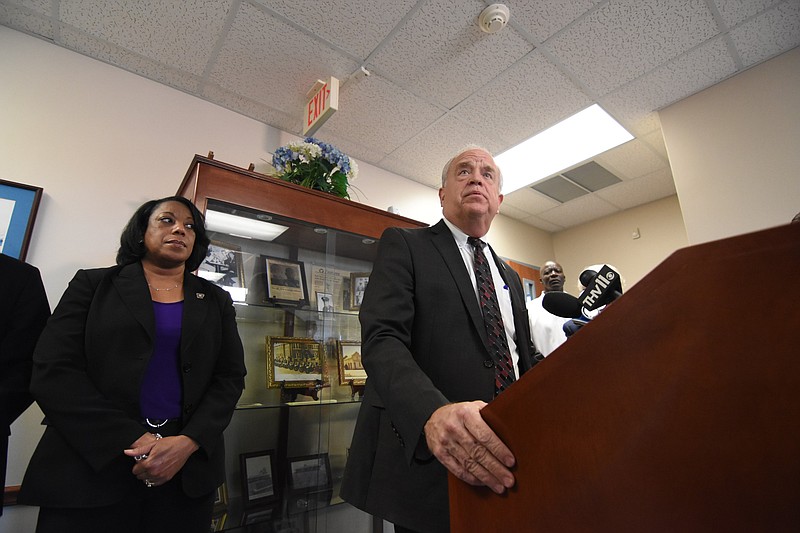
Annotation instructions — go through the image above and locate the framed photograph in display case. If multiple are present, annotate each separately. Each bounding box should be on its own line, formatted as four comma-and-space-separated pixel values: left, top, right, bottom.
240, 504, 278, 526
266, 336, 327, 389
0, 178, 43, 261
265, 256, 308, 306
213, 482, 228, 512
286, 454, 333, 515
349, 272, 370, 310
197, 240, 245, 288
316, 291, 334, 314
337, 340, 366, 386
239, 450, 278, 508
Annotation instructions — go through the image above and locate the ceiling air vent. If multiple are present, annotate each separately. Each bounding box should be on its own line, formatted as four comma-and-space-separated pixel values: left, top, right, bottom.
531, 161, 622, 203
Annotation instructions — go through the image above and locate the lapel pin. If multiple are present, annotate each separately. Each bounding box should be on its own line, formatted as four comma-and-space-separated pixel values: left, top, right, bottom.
196, 293, 205, 299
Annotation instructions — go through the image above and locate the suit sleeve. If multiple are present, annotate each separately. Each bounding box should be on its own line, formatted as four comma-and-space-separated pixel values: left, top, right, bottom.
359, 228, 449, 464
29, 270, 146, 471
0, 264, 50, 428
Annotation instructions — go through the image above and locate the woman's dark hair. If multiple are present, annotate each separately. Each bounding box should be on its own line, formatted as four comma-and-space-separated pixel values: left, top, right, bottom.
116, 196, 210, 271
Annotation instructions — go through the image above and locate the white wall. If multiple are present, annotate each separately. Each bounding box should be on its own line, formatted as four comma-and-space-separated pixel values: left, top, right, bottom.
660, 47, 800, 245
553, 196, 688, 291
1, 26, 559, 530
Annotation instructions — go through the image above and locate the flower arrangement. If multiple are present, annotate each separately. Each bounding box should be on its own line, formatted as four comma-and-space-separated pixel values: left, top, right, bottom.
272, 137, 358, 199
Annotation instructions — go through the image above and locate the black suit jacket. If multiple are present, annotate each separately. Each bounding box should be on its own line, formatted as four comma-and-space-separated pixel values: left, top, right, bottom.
340, 221, 537, 533
18, 262, 245, 507
0, 254, 49, 510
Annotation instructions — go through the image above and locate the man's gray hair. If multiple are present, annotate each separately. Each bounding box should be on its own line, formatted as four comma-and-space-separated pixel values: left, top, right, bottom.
440, 144, 503, 190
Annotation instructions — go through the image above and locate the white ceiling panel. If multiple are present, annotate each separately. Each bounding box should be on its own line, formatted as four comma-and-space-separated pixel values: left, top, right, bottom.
253, 0, 419, 59
367, 0, 534, 108
729, 1, 800, 66
594, 167, 677, 210
2, 0, 796, 233
60, 0, 233, 76
548, 0, 719, 96
321, 72, 445, 158
451, 50, 593, 147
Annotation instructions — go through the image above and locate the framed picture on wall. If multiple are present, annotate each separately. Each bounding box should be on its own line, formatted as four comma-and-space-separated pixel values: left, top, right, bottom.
0, 179, 44, 261
239, 450, 278, 508
266, 336, 327, 389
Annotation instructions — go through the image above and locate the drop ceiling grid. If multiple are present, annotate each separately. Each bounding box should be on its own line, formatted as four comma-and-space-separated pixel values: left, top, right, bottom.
547, 0, 720, 96
200, 82, 300, 134
594, 167, 677, 210
252, 0, 418, 59
449, 50, 594, 148
728, 2, 800, 66
536, 191, 620, 227
366, 0, 534, 109
0, 3, 54, 38
378, 114, 508, 188
503, 0, 598, 43
599, 37, 738, 133
501, 187, 562, 215
594, 139, 667, 181
208, 2, 359, 113
713, 0, 785, 27
59, 0, 232, 76
321, 73, 445, 159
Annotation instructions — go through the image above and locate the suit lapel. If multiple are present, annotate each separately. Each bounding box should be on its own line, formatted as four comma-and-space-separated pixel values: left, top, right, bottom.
113, 262, 155, 342
429, 220, 488, 347
180, 274, 208, 360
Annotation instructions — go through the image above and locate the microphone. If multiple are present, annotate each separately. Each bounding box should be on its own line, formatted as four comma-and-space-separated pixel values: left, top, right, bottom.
542, 291, 582, 319
577, 264, 622, 312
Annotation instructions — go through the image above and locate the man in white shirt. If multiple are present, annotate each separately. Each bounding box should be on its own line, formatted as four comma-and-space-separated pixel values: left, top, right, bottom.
526, 260, 570, 356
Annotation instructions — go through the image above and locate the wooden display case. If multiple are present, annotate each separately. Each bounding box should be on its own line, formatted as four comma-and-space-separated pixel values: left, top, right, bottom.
177, 155, 427, 532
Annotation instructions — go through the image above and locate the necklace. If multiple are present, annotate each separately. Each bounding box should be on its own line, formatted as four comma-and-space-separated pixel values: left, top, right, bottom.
148, 283, 180, 292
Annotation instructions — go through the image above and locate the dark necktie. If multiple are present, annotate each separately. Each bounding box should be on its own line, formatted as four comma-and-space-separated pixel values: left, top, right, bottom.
468, 237, 515, 395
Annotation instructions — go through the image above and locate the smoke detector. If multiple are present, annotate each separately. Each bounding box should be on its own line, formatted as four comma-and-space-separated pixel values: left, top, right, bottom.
478, 4, 510, 34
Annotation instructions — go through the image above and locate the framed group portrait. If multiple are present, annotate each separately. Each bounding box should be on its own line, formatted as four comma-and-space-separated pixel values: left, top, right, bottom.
0, 178, 43, 261
337, 340, 366, 386
266, 336, 327, 389
239, 450, 278, 508
265, 256, 308, 306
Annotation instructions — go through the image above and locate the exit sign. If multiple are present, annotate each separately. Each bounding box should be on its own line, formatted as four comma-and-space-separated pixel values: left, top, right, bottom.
303, 77, 339, 136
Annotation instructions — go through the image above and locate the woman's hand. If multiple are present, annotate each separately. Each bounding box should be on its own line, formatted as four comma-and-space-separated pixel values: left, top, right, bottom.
124, 433, 199, 487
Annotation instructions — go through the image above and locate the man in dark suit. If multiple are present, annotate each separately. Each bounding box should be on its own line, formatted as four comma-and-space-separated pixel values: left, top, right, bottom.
341, 146, 540, 533
0, 253, 50, 515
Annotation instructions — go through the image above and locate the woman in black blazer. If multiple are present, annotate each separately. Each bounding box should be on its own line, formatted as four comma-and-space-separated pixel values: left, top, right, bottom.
19, 196, 246, 533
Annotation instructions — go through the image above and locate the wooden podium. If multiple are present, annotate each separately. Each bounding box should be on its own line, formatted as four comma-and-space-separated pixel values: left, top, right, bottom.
449, 223, 800, 532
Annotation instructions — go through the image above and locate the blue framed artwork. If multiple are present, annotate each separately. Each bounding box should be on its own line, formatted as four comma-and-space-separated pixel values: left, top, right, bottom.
0, 179, 43, 261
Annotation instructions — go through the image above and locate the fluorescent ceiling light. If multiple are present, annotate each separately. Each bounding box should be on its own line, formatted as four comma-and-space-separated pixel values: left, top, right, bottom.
495, 104, 633, 195
205, 210, 289, 241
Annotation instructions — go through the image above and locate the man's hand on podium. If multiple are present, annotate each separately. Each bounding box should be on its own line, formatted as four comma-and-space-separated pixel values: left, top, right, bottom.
424, 401, 516, 494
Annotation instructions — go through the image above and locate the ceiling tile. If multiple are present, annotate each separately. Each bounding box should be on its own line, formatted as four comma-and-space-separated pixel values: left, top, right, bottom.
0, 2, 53, 37
201, 83, 300, 134
502, 187, 561, 216
60, 0, 234, 76
519, 214, 566, 232
380, 114, 508, 188
209, 2, 360, 121
548, 0, 719, 95
536, 194, 619, 228
504, 0, 596, 42
451, 50, 592, 147
59, 26, 203, 92
712, 0, 782, 27
253, 0, 418, 59
321, 72, 445, 157
729, 1, 800, 67
595, 139, 667, 180
367, 0, 534, 108
594, 168, 677, 209
600, 37, 737, 130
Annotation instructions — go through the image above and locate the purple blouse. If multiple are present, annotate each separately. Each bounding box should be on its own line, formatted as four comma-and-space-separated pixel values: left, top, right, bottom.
139, 301, 183, 420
